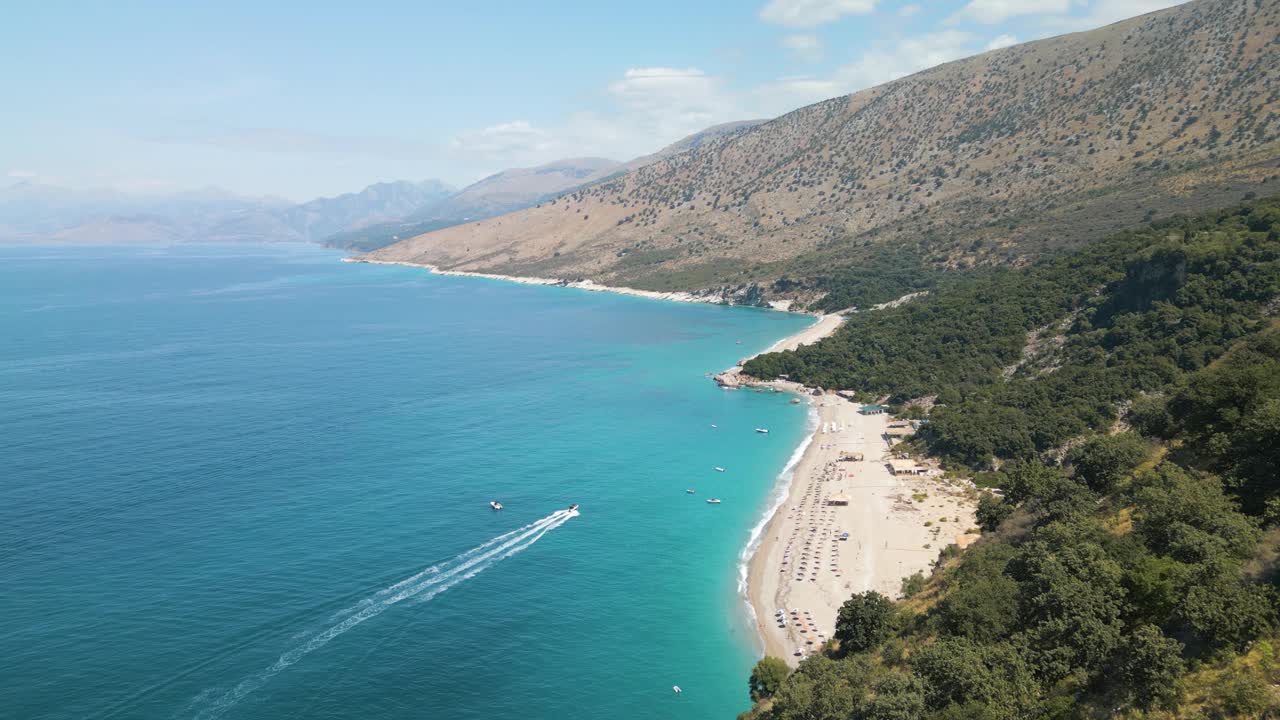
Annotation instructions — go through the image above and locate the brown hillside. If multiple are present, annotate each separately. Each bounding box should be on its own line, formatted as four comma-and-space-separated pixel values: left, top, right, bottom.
369, 0, 1280, 297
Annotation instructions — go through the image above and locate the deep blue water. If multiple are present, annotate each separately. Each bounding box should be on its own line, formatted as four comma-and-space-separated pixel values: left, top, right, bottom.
0, 243, 812, 720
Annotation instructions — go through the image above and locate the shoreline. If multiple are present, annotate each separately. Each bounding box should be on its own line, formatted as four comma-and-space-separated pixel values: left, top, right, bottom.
343, 253, 967, 667
716, 313, 978, 666
742, 388, 979, 665
343, 256, 801, 311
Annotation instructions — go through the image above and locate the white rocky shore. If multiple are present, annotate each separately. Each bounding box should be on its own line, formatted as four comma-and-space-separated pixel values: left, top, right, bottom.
342, 256, 797, 309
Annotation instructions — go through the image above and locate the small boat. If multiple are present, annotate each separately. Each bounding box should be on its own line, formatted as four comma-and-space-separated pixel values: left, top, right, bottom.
567, 504, 579, 512
755, 427, 770, 434
686, 489, 696, 494
714, 466, 726, 472
710, 424, 717, 428
706, 498, 722, 504
490, 501, 503, 510
672, 685, 682, 694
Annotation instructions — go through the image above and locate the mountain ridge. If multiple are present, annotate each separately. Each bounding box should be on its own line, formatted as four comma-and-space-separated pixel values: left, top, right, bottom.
367, 0, 1280, 305
322, 121, 768, 251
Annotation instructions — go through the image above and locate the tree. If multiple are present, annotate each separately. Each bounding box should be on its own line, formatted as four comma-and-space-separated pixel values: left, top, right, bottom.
749, 656, 790, 702
933, 574, 1020, 643
1066, 433, 1147, 494
1008, 541, 1125, 682
1127, 394, 1172, 438
766, 655, 868, 720
1131, 464, 1260, 563
909, 638, 1040, 720
854, 672, 926, 720
1175, 573, 1272, 652
1000, 462, 1067, 506
976, 493, 1012, 532
835, 592, 896, 654
1106, 624, 1184, 711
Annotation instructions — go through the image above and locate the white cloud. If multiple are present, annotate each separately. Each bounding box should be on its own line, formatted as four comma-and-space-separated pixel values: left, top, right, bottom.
753, 30, 978, 114
956, 0, 1176, 27
1048, 0, 1184, 28
606, 67, 731, 134
985, 33, 1019, 50
609, 67, 716, 107
751, 76, 843, 115
782, 33, 825, 60
897, 3, 921, 15
959, 0, 1076, 24
447, 67, 741, 178
450, 120, 555, 160
759, 0, 878, 27
7, 169, 38, 179
834, 30, 976, 90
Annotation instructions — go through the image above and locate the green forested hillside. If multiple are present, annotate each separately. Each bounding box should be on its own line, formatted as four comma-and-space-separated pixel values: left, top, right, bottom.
745, 197, 1280, 469
741, 198, 1280, 719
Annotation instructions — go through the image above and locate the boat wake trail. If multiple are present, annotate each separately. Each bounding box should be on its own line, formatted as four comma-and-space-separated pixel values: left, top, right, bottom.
187, 509, 576, 720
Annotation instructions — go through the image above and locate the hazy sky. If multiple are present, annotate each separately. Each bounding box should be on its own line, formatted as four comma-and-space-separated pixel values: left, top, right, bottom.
2, 0, 1182, 200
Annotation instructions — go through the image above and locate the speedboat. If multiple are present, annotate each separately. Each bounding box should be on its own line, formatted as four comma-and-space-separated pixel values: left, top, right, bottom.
714, 466, 726, 472
490, 501, 503, 510
706, 498, 722, 504
755, 427, 770, 434
567, 504, 578, 512
686, 489, 696, 494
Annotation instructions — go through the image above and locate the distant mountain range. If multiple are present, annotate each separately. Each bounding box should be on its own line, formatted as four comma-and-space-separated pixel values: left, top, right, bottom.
0, 180, 455, 245
203, 180, 456, 244
321, 158, 623, 252
324, 121, 767, 252
2, 120, 770, 249
367, 0, 1280, 299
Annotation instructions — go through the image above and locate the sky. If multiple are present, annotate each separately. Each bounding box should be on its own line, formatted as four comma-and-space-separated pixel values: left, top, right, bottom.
1, 0, 1184, 201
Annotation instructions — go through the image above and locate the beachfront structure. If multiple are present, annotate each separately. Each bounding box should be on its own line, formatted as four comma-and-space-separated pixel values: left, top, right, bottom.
884, 426, 915, 439
888, 459, 925, 475
840, 451, 864, 462
859, 404, 886, 415
826, 493, 851, 506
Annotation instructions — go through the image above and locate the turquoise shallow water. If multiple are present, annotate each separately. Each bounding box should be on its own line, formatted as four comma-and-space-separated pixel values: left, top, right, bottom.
0, 243, 812, 720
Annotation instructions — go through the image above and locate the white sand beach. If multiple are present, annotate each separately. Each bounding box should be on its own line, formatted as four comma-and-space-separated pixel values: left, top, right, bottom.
746, 393, 978, 664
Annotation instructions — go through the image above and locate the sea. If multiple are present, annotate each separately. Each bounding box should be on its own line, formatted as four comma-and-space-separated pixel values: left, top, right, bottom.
0, 243, 814, 720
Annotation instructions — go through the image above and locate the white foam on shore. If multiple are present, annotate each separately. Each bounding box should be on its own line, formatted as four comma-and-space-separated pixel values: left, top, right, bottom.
736, 403, 820, 653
